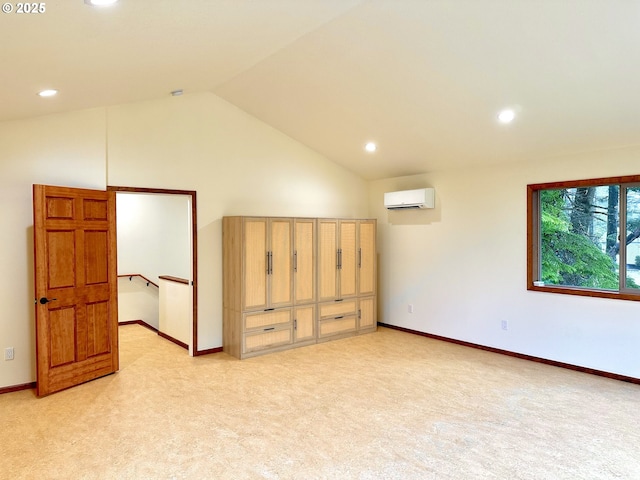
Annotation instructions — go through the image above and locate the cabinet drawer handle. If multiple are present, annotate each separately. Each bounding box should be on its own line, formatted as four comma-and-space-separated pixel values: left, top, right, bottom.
264, 327, 275, 331
335, 299, 343, 302
264, 308, 275, 311
334, 316, 343, 319
294, 251, 297, 272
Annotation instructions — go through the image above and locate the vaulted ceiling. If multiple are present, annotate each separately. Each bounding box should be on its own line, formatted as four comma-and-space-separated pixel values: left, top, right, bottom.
3, 1, 640, 179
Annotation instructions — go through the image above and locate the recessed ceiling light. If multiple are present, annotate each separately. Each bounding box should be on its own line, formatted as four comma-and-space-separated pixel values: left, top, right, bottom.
84, 0, 119, 6
364, 142, 377, 153
497, 109, 516, 124
38, 89, 58, 97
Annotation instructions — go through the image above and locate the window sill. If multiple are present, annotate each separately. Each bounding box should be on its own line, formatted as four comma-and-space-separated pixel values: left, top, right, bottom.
528, 284, 640, 302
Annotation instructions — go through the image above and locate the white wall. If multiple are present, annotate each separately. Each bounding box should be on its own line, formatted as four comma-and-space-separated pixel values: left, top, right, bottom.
0, 92, 368, 389
0, 109, 106, 388
370, 146, 640, 378
106, 92, 369, 352
117, 276, 159, 329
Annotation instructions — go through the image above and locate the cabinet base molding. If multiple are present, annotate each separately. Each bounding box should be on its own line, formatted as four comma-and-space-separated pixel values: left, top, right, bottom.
236, 338, 318, 359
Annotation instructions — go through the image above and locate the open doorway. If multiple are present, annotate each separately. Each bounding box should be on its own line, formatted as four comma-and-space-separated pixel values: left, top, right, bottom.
108, 186, 198, 355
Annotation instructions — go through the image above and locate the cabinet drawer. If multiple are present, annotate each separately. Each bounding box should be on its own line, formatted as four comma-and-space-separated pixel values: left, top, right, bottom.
244, 309, 291, 331
319, 300, 357, 319
244, 327, 292, 353
318, 315, 357, 338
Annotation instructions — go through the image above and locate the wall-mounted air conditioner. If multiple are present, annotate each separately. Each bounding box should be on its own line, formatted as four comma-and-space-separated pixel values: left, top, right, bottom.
384, 188, 434, 210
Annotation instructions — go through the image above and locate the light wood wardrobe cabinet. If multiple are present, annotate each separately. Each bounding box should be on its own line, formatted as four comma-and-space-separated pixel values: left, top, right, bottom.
292, 218, 317, 344
223, 216, 375, 359
318, 219, 357, 302
357, 220, 377, 334
294, 218, 316, 305
242, 217, 293, 311
317, 219, 377, 340
358, 220, 377, 297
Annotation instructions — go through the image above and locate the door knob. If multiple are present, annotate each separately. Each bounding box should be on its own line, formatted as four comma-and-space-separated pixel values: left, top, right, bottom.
39, 297, 57, 305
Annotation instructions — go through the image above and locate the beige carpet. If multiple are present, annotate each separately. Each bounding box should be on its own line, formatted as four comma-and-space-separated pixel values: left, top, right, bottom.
1, 325, 639, 480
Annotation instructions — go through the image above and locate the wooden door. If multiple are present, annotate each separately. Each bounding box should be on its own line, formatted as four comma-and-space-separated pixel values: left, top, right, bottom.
269, 218, 292, 308
294, 219, 316, 304
318, 220, 338, 301
339, 220, 357, 298
33, 185, 118, 396
243, 218, 268, 310
358, 220, 376, 296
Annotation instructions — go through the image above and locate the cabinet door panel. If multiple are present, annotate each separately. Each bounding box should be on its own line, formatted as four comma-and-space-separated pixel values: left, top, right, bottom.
270, 219, 292, 307
318, 221, 337, 301
358, 221, 376, 296
294, 306, 315, 343
243, 219, 268, 310
294, 219, 316, 304
339, 221, 357, 298
358, 296, 376, 331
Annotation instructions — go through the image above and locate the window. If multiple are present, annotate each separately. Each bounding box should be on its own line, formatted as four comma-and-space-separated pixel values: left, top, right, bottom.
528, 175, 640, 301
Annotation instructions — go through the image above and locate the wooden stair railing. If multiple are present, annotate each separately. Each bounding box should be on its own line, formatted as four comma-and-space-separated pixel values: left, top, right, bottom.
117, 274, 159, 288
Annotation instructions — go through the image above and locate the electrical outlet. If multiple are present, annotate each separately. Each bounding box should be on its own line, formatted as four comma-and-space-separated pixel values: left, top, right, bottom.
4, 347, 14, 361
501, 320, 508, 331
408, 304, 414, 314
